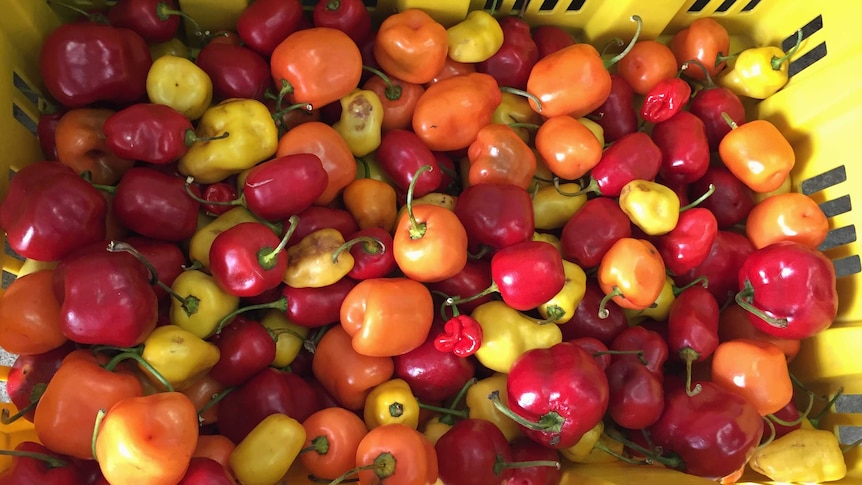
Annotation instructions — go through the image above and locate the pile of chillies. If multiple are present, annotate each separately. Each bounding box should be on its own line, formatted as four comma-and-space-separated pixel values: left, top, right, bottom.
0, 1, 850, 484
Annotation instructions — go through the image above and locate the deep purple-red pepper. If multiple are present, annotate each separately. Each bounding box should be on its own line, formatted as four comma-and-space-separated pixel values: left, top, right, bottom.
656, 207, 718, 276
236, 0, 304, 57
240, 154, 329, 221
111, 167, 202, 242
652, 111, 710, 185
578, 132, 663, 197
125, 236, 187, 305
454, 183, 535, 252
606, 358, 665, 430
0, 162, 107, 262
195, 42, 271, 101
312, 0, 373, 46
288, 206, 359, 247
107, 0, 187, 43
281, 277, 357, 328
476, 16, 539, 90
531, 25, 575, 60
684, 60, 747, 151
736, 241, 838, 340
640, 76, 691, 124
201, 182, 238, 216
690, 166, 754, 229
667, 284, 720, 396
589, 74, 638, 143
209, 316, 278, 387
675, 230, 754, 308
610, 325, 668, 378
560, 197, 632, 269
375, 130, 442, 198
428, 260, 494, 315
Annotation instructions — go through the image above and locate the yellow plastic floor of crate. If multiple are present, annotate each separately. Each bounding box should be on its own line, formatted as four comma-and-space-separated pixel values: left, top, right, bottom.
2, 0, 862, 484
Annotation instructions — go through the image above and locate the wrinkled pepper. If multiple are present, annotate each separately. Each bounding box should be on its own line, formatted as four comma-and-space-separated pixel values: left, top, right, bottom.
364, 378, 421, 430
333, 89, 385, 157
284, 228, 354, 288
178, 98, 279, 184
471, 300, 563, 374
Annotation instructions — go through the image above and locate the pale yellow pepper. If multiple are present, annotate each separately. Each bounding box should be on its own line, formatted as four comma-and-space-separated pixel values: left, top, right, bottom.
471, 300, 563, 374
260, 309, 309, 368
188, 206, 262, 268
446, 10, 504, 63
422, 416, 452, 446
539, 260, 588, 324
748, 428, 847, 482
283, 228, 355, 288
532, 232, 562, 252
363, 378, 421, 430
333, 89, 384, 157
533, 183, 587, 230
169, 269, 240, 339
140, 325, 220, 391
560, 421, 604, 463
465, 373, 523, 442
146, 55, 212, 120
619, 179, 681, 236
230, 413, 306, 485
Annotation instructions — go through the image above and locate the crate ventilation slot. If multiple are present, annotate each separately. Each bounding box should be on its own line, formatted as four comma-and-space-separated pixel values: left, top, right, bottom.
714, 0, 736, 13
786, 15, 827, 78
688, 0, 760, 13
820, 226, 857, 252
802, 166, 846, 195
819, 195, 852, 219
482, 0, 584, 12
11, 104, 37, 136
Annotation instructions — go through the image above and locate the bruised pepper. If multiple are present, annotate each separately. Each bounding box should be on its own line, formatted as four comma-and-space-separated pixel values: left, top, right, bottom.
178, 98, 279, 184
332, 89, 384, 157
283, 228, 355, 288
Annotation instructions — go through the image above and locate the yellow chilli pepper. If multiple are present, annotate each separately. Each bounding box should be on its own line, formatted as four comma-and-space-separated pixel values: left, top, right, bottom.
260, 309, 309, 368
149, 38, 189, 61
532, 232, 562, 253
472, 301, 563, 374
333, 89, 384, 157
618, 179, 681, 236
422, 416, 452, 446
284, 228, 355, 288
560, 421, 604, 463
363, 378, 421, 430
394, 192, 458, 225
146, 55, 212, 120
492, 91, 542, 144
189, 206, 263, 268
169, 269, 240, 339
230, 413, 307, 485
529, 153, 556, 193
466, 373, 523, 442
533, 183, 587, 230
623, 276, 676, 325
717, 30, 803, 100
539, 260, 587, 324
140, 325, 220, 391
748, 428, 847, 483
355, 154, 395, 185
577, 433, 625, 464
446, 10, 504, 63
178, 98, 279, 184
578, 117, 605, 146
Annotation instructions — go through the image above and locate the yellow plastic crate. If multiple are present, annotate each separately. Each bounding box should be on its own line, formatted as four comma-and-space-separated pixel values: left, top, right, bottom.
1, 0, 861, 483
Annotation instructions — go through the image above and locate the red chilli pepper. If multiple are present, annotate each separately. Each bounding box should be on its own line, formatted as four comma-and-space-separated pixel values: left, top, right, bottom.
641, 76, 691, 124
434, 314, 483, 358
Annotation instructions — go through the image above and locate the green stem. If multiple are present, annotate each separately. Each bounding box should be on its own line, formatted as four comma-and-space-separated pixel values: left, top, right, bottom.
734, 283, 788, 328
301, 435, 330, 456
104, 352, 174, 392
488, 391, 564, 444
274, 79, 294, 113
157, 2, 203, 37
260, 215, 300, 268
0, 448, 68, 468
405, 165, 433, 240
604, 15, 642, 67
46, 0, 109, 23
89, 181, 116, 194
808, 387, 844, 429
495, 458, 561, 475
417, 402, 468, 418
499, 87, 543, 113
681, 59, 715, 88
197, 386, 235, 420
604, 429, 684, 469
594, 439, 648, 465
672, 275, 709, 296
91, 408, 107, 461
332, 236, 385, 264
0, 397, 40, 425
356, 157, 371, 179
327, 463, 378, 485
766, 391, 814, 427
213, 296, 289, 335
600, 37, 625, 57
594, 350, 648, 366
445, 283, 499, 308
159, 281, 200, 317
184, 176, 244, 207
271, 102, 313, 123
757, 416, 777, 449
772, 29, 803, 70
721, 111, 739, 130
556, 177, 597, 197
185, 130, 229, 146
362, 66, 402, 100
508, 122, 541, 130
598, 287, 623, 319
679, 183, 715, 211
106, 240, 159, 285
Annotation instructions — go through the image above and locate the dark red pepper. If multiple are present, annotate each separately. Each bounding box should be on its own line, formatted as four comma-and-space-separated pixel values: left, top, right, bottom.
684, 60, 746, 151
675, 230, 754, 308
493, 342, 609, 449
103, 103, 226, 165
568, 337, 612, 371
667, 284, 720, 396
560, 197, 632, 269
610, 325, 668, 378
107, 0, 187, 43
640, 76, 691, 124
434, 314, 483, 358
124, 236, 187, 305
476, 16, 539, 90
288, 206, 359, 247
201, 182, 238, 217
195, 42, 271, 101
6, 343, 75, 424
37, 111, 65, 161
578, 132, 663, 197
281, 277, 357, 328
689, 166, 754, 229
343, 228, 397, 280
236, 0, 304, 57
651, 111, 710, 185
312, 0, 373, 46
655, 207, 718, 276
428, 260, 494, 315
736, 241, 838, 340
238, 154, 329, 222
589, 74, 638, 143
559, 280, 628, 345
209, 316, 278, 387
208, 218, 297, 298
0, 162, 107, 262
215, 366, 320, 443
177, 457, 235, 485
111, 167, 202, 242
0, 441, 83, 485
38, 23, 151, 108
606, 358, 664, 430
376, 130, 442, 199
54, 242, 158, 347
453, 183, 535, 252
531, 25, 575, 59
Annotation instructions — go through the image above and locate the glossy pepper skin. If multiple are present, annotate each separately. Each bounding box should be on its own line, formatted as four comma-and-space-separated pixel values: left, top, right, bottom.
736, 241, 838, 340
236, 0, 304, 57
195, 42, 271, 101
0, 441, 84, 484
476, 16, 538, 90
491, 241, 567, 311
312, 0, 373, 45
472, 301, 562, 374
107, 0, 183, 44
243, 154, 329, 222
641, 77, 691, 124
588, 132, 663, 197
104, 103, 198, 165
560, 196, 632, 269
209, 221, 290, 298
113, 167, 201, 242
652, 111, 710, 185
656, 207, 718, 277
749, 428, 847, 482
648, 380, 764, 479
505, 342, 609, 449
590, 74, 638, 142
454, 183, 535, 251
230, 413, 306, 485
0, 162, 106, 262
718, 35, 800, 99
670, 18, 730, 82
446, 10, 504, 63
467, 124, 536, 189
38, 23, 151, 108
434, 314, 483, 358
719, 117, 795, 193
373, 8, 449, 85
364, 378, 420, 430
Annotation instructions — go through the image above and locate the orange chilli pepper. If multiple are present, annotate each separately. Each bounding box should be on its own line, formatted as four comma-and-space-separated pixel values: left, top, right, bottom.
33, 349, 144, 459
412, 72, 502, 152
711, 338, 794, 416
341, 277, 434, 357
597, 237, 666, 314
525, 16, 642, 117
616, 40, 679, 96
353, 423, 438, 485
301, 407, 369, 480
467, 124, 536, 189
670, 17, 731, 82
94, 392, 199, 485
180, 372, 226, 426
392, 166, 468, 282
362, 72, 425, 133
718, 303, 801, 362
427, 56, 477, 86
373, 9, 449, 85
54, 108, 135, 185
277, 121, 357, 205
745, 192, 829, 250
0, 269, 67, 355
270, 27, 363, 109
192, 434, 236, 473
312, 326, 394, 410
535, 115, 604, 181
718, 115, 795, 193
343, 178, 398, 233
